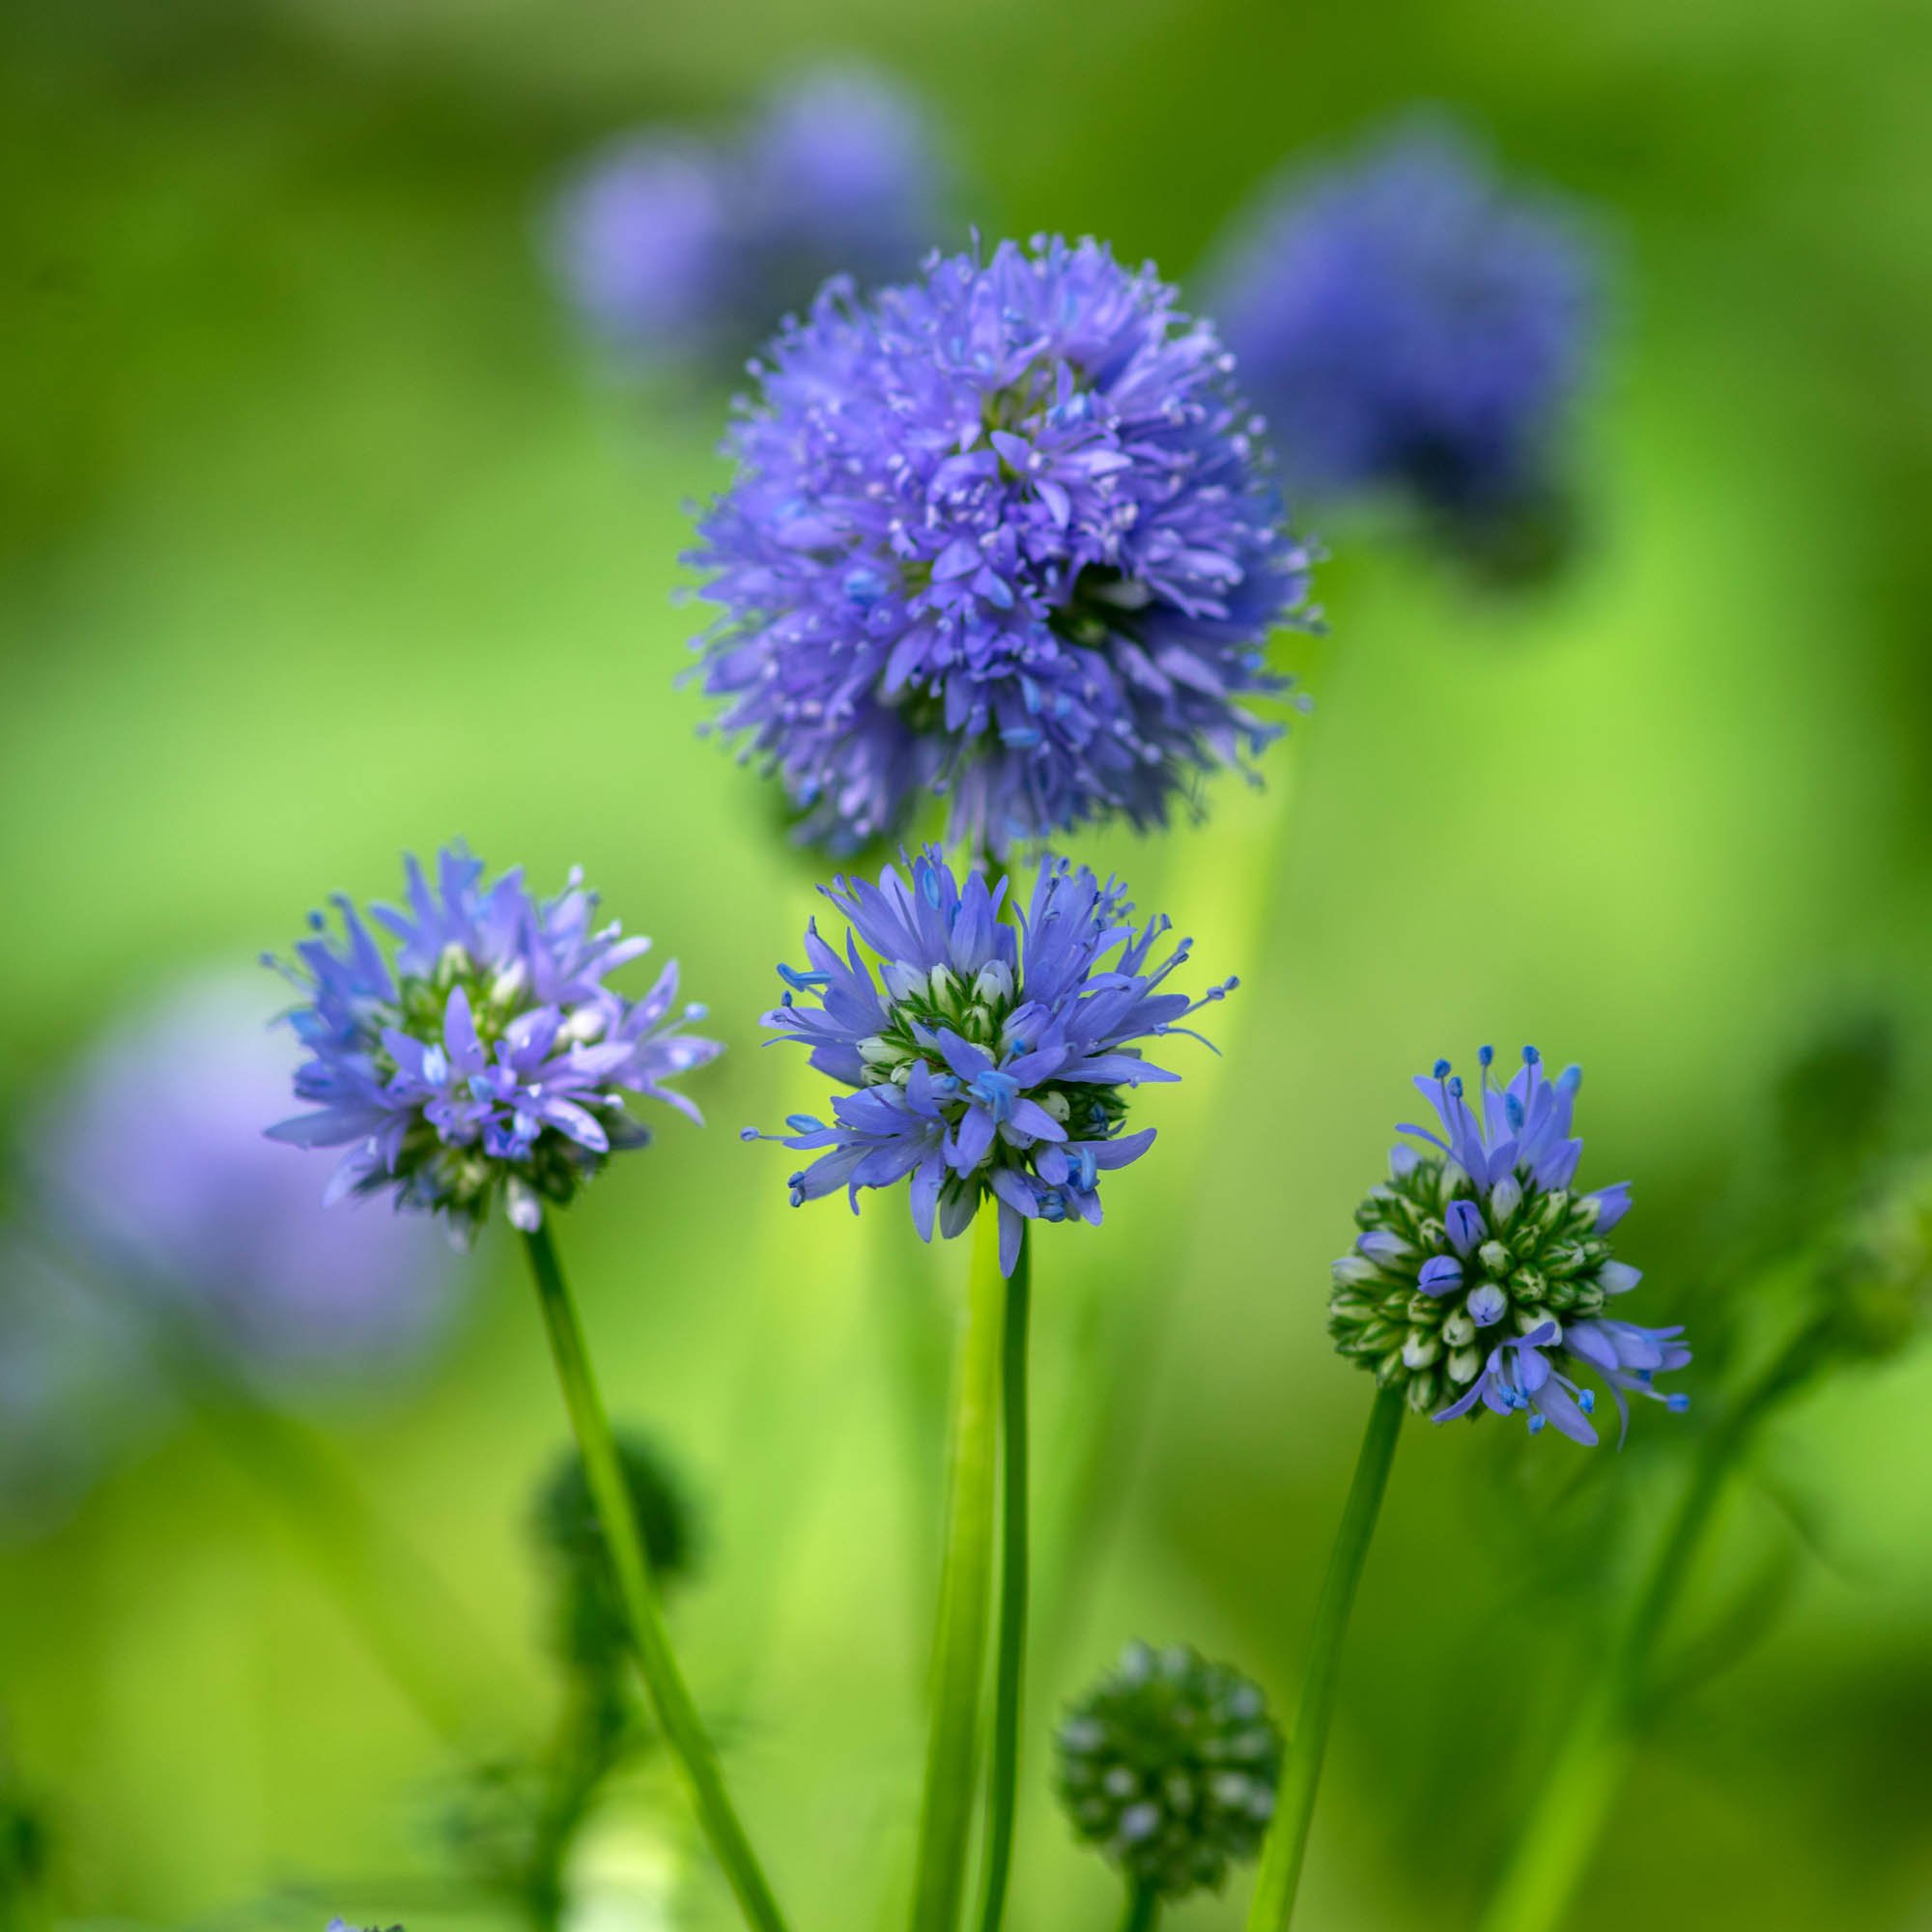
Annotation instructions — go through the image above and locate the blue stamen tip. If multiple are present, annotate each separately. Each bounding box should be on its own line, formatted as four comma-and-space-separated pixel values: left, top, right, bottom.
1522, 1045, 1541, 1065
1578, 1389, 1596, 1414
738, 1126, 759, 1141
1478, 1043, 1494, 1066
1434, 1058, 1452, 1078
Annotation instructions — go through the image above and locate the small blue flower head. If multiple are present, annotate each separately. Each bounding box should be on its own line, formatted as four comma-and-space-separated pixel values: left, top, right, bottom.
550, 65, 943, 364
689, 235, 1320, 854
746, 847, 1231, 1274
1211, 117, 1601, 545
1056, 1640, 1281, 1900
268, 848, 722, 1245
1329, 1045, 1688, 1444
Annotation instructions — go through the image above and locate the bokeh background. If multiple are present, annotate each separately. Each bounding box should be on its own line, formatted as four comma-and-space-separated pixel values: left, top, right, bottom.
5, 0, 1932, 1928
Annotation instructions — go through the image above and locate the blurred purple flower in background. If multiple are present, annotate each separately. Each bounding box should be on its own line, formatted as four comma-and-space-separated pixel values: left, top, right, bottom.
1210, 116, 1602, 547
42, 973, 460, 1370
0, 974, 462, 1531
551, 64, 946, 365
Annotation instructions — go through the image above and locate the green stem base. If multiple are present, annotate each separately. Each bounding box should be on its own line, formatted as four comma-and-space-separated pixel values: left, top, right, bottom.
1247, 1382, 1405, 1932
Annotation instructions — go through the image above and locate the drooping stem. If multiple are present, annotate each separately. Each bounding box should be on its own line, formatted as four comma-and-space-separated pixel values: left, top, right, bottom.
974, 1230, 1032, 1932
1246, 1382, 1406, 1932
1119, 1882, 1160, 1932
521, 1223, 789, 1932
909, 1208, 1008, 1932
1476, 1319, 1833, 1932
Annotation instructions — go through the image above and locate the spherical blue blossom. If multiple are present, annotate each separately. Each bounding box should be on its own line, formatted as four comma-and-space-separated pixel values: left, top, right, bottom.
744, 847, 1231, 1274
550, 65, 943, 364
688, 235, 1319, 854
1210, 119, 1600, 533
268, 849, 721, 1244
1329, 1046, 1689, 1444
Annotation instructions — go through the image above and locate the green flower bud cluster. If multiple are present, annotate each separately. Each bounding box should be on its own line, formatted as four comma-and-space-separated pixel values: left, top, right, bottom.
1821, 1155, 1932, 1363
1330, 1151, 1628, 1415
1055, 1641, 1282, 1900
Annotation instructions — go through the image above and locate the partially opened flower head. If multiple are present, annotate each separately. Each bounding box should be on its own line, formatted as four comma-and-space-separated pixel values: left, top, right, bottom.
744, 847, 1231, 1274
690, 235, 1319, 854
1330, 1045, 1688, 1444
269, 848, 721, 1243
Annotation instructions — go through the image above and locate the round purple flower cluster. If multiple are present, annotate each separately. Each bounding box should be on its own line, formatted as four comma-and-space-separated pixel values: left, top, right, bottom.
551, 66, 943, 364
745, 847, 1231, 1274
1331, 1046, 1689, 1444
1212, 119, 1599, 530
268, 849, 721, 1243
689, 235, 1319, 854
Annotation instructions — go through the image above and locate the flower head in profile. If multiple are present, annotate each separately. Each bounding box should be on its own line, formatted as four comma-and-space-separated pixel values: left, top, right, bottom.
1055, 1641, 1280, 1900
551, 65, 943, 364
1330, 1045, 1689, 1444
268, 848, 720, 1243
1211, 118, 1600, 549
744, 847, 1230, 1274
689, 235, 1319, 854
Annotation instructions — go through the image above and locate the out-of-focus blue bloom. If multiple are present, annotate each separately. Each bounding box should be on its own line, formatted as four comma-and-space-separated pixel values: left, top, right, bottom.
1, 974, 461, 1531
550, 65, 944, 364
36, 973, 459, 1370
744, 847, 1229, 1274
689, 235, 1318, 853
268, 848, 721, 1243
1330, 1045, 1688, 1443
1211, 118, 1600, 535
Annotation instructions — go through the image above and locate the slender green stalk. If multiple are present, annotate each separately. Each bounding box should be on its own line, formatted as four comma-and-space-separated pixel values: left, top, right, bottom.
1476, 1320, 1833, 1932
1119, 1884, 1160, 1932
909, 1208, 1008, 1932
521, 1224, 788, 1932
1247, 1383, 1406, 1932
974, 1232, 1032, 1932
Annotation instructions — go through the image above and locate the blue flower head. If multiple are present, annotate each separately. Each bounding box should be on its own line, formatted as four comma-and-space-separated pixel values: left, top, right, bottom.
268, 849, 722, 1244
1211, 118, 1600, 540
551, 65, 943, 364
688, 235, 1320, 854
745, 848, 1232, 1274
1330, 1046, 1689, 1444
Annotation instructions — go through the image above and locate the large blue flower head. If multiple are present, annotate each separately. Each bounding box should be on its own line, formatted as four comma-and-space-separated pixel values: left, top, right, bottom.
1211, 119, 1600, 537
744, 847, 1232, 1274
689, 236, 1320, 855
1330, 1046, 1689, 1445
551, 65, 943, 364
268, 849, 722, 1244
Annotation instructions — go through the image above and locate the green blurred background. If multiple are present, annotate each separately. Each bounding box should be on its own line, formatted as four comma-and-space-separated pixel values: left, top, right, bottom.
5, 0, 1932, 1926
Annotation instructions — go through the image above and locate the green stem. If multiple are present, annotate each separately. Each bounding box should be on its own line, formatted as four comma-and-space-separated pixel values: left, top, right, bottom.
1475, 1319, 1833, 1932
1247, 1382, 1406, 1932
909, 1208, 1008, 1932
974, 1232, 1032, 1932
521, 1224, 788, 1932
1119, 1883, 1160, 1932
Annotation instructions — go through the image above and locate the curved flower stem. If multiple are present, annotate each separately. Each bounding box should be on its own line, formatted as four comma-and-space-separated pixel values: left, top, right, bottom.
1119, 1883, 1160, 1932
1247, 1382, 1406, 1932
1476, 1319, 1832, 1932
974, 1229, 1032, 1932
521, 1224, 788, 1932
910, 1208, 1007, 1932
